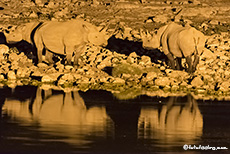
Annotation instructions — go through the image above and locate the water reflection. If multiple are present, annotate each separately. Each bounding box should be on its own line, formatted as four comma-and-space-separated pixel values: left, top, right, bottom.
1, 86, 205, 152
138, 95, 203, 147
2, 87, 113, 147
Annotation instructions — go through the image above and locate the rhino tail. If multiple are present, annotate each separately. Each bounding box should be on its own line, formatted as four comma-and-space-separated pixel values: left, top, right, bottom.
193, 37, 199, 55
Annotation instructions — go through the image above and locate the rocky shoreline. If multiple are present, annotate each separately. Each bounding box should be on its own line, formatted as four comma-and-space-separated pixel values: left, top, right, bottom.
0, 29, 230, 100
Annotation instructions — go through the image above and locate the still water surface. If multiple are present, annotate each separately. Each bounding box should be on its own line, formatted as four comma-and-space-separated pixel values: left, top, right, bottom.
0, 86, 229, 154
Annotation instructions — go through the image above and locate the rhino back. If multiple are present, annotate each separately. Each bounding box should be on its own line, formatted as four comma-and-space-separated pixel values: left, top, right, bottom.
160, 23, 183, 56
36, 20, 87, 55
177, 28, 196, 57
177, 27, 205, 57
23, 22, 41, 43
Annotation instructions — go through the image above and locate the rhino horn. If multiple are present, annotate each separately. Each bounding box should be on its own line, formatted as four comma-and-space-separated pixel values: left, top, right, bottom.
140, 29, 147, 38
146, 30, 152, 37
99, 23, 110, 33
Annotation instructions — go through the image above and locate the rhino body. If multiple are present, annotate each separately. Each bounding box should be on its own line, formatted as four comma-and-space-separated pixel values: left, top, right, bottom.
5, 19, 109, 65
141, 22, 206, 73
34, 19, 109, 65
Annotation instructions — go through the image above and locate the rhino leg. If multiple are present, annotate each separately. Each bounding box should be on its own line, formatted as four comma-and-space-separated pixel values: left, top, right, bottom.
175, 57, 182, 70
73, 45, 86, 66
36, 46, 44, 64
192, 54, 199, 72
166, 53, 176, 69
186, 55, 193, 73
65, 45, 75, 65
73, 52, 81, 66
33, 34, 44, 64
44, 50, 54, 64
66, 53, 72, 65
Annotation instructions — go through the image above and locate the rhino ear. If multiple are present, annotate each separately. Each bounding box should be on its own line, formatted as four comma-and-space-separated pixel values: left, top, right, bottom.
82, 24, 90, 32
21, 25, 27, 32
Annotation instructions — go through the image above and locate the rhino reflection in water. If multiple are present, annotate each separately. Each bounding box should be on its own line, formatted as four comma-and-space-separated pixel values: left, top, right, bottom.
138, 95, 203, 145
2, 87, 113, 146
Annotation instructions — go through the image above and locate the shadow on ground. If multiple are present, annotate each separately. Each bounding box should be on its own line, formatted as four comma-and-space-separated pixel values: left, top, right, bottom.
106, 35, 167, 64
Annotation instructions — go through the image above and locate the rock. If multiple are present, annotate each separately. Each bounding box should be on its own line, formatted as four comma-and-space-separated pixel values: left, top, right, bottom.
0, 74, 5, 80
200, 48, 215, 60
189, 0, 201, 5
16, 68, 29, 78
8, 52, 18, 62
41, 75, 55, 83
160, 66, 166, 71
224, 70, 230, 77
139, 55, 151, 65
180, 81, 188, 86
167, 70, 189, 80
34, 0, 45, 6
92, 0, 100, 5
155, 77, 170, 87
153, 14, 168, 23
45, 67, 58, 74
65, 65, 74, 71
191, 76, 204, 87
208, 20, 219, 25
47, 1, 55, 8
112, 63, 143, 77
7, 71, 16, 80
29, 11, 38, 18
219, 81, 230, 92
99, 76, 110, 83
123, 26, 133, 39
37, 63, 49, 68
55, 62, 65, 72
97, 58, 111, 69
58, 73, 75, 85
140, 0, 147, 4
202, 74, 214, 83
113, 77, 126, 84
31, 69, 42, 77
201, 23, 208, 31
72, 73, 82, 80
171, 85, 179, 91
127, 52, 138, 64
146, 72, 158, 81
0, 44, 9, 57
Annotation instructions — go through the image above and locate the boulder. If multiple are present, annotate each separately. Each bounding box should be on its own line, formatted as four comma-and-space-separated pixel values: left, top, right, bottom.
146, 72, 158, 81
200, 48, 215, 60
155, 77, 171, 87
7, 71, 16, 80
127, 52, 138, 64
113, 77, 126, 84
0, 44, 9, 57
58, 73, 75, 85
41, 75, 55, 83
219, 81, 230, 92
139, 55, 152, 65
166, 70, 189, 80
191, 76, 204, 87
0, 74, 5, 80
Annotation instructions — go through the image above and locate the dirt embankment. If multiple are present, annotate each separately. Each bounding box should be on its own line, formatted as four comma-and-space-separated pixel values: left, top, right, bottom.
0, 0, 230, 100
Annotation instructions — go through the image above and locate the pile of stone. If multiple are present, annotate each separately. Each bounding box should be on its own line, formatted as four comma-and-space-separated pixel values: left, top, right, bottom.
0, 21, 229, 99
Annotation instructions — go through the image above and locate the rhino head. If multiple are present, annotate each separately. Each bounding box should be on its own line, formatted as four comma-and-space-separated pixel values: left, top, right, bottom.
140, 29, 160, 50
4, 25, 25, 44
83, 24, 110, 47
